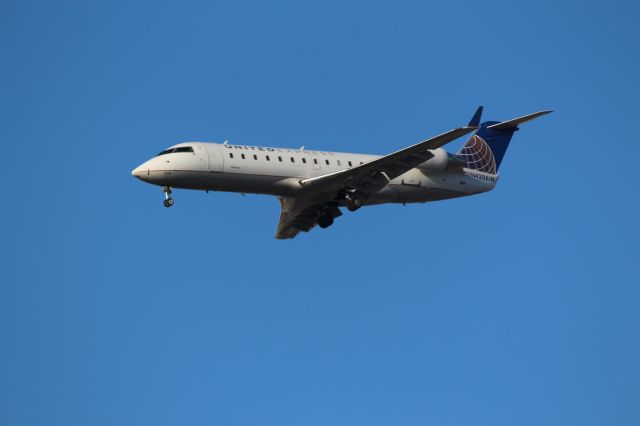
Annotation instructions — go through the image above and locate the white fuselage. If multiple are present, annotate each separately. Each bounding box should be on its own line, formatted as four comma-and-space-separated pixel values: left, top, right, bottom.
131, 142, 497, 205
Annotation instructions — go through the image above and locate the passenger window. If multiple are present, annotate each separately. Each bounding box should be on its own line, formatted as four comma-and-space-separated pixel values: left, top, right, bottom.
266, 155, 270, 161
348, 161, 352, 167
360, 161, 364, 165
278, 156, 282, 162
337, 160, 341, 166
313, 159, 318, 164
241, 154, 246, 159
229, 153, 234, 159
302, 158, 307, 164
325, 159, 330, 165
290, 157, 295, 163
253, 154, 258, 160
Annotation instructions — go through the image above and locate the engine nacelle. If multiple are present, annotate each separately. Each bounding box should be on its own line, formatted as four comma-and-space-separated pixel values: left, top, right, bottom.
418, 148, 449, 173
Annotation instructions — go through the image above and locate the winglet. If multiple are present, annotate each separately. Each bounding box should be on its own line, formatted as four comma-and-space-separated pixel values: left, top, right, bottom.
467, 106, 483, 128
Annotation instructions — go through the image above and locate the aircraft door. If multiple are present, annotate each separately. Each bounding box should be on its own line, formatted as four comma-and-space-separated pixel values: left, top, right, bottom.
191, 143, 210, 171
207, 144, 224, 172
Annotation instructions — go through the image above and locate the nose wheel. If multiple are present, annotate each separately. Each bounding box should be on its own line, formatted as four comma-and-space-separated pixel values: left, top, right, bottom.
163, 186, 174, 208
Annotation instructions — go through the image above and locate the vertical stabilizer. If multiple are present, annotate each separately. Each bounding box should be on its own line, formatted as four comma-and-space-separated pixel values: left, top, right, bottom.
458, 110, 552, 172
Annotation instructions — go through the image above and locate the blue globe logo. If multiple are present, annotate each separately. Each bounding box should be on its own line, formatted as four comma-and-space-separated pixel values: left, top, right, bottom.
459, 135, 497, 174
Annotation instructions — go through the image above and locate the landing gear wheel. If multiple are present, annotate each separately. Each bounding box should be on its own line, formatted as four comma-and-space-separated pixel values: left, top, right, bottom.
318, 214, 334, 229
346, 193, 364, 212
162, 186, 174, 208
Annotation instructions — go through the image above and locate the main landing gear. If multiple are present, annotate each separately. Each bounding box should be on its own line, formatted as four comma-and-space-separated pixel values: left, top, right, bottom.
318, 214, 334, 228
345, 191, 364, 212
316, 192, 364, 230
163, 186, 174, 208
317, 205, 335, 229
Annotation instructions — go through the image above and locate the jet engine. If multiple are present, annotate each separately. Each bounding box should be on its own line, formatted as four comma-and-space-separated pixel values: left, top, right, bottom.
418, 148, 465, 173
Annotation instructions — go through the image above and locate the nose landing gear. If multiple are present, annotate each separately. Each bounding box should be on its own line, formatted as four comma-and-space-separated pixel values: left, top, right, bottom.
163, 186, 174, 208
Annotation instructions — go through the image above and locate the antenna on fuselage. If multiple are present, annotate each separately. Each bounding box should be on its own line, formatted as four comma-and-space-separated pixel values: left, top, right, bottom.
299, 146, 305, 150
223, 140, 229, 145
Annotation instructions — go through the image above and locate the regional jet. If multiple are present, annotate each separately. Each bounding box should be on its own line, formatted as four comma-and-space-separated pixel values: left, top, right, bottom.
131, 107, 551, 239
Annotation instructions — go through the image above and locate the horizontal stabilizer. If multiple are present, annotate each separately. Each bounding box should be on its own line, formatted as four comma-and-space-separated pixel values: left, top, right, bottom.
487, 110, 553, 130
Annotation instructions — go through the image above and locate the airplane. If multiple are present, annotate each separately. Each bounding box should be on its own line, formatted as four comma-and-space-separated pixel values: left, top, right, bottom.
131, 107, 551, 239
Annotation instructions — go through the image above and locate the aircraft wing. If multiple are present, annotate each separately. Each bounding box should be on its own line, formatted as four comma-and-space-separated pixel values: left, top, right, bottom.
274, 107, 482, 239
275, 196, 342, 239
298, 126, 477, 197
298, 107, 482, 195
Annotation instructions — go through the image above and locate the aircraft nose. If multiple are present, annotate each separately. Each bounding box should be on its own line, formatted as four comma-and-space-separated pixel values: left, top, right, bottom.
131, 164, 148, 180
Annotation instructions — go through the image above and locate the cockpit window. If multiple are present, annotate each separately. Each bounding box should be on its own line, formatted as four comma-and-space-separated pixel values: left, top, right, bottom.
174, 146, 194, 153
157, 146, 194, 156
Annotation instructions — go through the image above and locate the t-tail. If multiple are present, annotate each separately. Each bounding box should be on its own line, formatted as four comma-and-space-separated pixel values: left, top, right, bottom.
458, 110, 553, 174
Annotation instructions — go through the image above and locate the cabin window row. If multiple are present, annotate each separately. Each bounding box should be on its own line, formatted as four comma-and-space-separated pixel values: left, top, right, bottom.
228, 152, 361, 167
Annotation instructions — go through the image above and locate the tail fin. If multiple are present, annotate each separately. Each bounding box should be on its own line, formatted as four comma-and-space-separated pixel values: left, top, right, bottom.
458, 110, 552, 173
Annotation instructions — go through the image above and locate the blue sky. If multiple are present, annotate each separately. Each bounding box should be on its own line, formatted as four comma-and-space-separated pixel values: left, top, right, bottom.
2, 1, 639, 425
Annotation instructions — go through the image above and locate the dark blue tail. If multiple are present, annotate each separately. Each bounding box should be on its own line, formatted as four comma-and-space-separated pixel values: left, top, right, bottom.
458, 110, 552, 173
457, 122, 514, 174
476, 123, 517, 170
